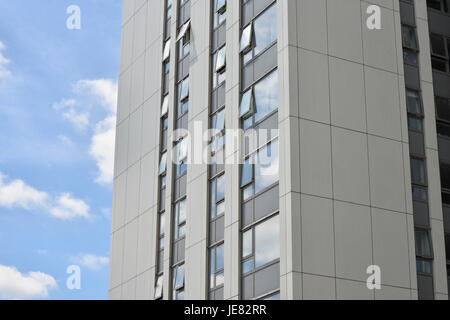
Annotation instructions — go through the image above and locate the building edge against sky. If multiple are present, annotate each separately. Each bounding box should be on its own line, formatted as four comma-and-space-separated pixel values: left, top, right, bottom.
109, 0, 450, 300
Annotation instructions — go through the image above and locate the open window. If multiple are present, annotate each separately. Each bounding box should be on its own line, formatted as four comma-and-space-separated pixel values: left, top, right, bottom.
163, 39, 171, 61
216, 0, 226, 14
177, 20, 191, 42
161, 95, 169, 117
240, 23, 253, 53
215, 46, 226, 73
239, 87, 254, 117
180, 77, 189, 102
154, 276, 163, 299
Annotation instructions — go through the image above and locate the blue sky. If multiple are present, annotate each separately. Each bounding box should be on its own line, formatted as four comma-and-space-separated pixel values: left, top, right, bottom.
0, 0, 122, 299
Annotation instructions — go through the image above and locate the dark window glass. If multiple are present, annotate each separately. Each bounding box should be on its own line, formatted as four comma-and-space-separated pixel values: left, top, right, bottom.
411, 158, 427, 185
441, 163, 450, 190
430, 34, 446, 56
436, 97, 450, 122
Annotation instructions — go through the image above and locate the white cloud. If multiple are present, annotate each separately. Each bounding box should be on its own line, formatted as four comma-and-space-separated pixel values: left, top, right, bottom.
70, 254, 109, 271
0, 265, 57, 300
50, 193, 90, 220
0, 41, 12, 81
52, 98, 89, 131
0, 173, 49, 210
57, 135, 74, 147
0, 172, 90, 220
74, 79, 118, 113
53, 79, 117, 185
89, 115, 116, 185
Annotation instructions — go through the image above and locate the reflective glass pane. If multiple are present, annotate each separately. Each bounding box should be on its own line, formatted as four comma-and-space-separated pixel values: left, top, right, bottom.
161, 95, 169, 117
255, 139, 279, 194
255, 215, 280, 268
159, 152, 167, 175
175, 264, 185, 288
253, 5, 277, 56
240, 88, 253, 117
241, 158, 253, 186
216, 46, 226, 72
240, 23, 252, 52
254, 70, 278, 123
406, 90, 422, 114
242, 229, 253, 258
216, 175, 225, 201
216, 244, 224, 271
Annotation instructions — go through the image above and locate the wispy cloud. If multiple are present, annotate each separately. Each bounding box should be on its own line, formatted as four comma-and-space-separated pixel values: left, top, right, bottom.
53, 78, 117, 185
52, 98, 89, 131
70, 254, 109, 271
0, 265, 57, 300
0, 41, 12, 81
0, 172, 91, 220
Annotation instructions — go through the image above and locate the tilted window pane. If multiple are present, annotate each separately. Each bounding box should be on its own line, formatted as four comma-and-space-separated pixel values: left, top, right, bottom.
180, 77, 190, 101
240, 88, 253, 117
254, 70, 278, 123
161, 95, 169, 117
255, 139, 279, 194
163, 39, 171, 61
160, 213, 166, 236
255, 215, 280, 268
253, 5, 277, 56
159, 152, 167, 175
240, 23, 253, 52
216, 46, 226, 72
416, 259, 432, 274
154, 276, 164, 299
177, 21, 190, 41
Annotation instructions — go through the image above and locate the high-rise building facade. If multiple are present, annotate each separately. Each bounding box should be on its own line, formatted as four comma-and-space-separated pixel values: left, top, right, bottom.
109, 0, 450, 300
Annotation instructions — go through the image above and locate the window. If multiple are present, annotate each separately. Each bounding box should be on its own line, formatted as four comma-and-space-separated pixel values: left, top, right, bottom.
175, 138, 188, 177
154, 275, 164, 299
241, 70, 278, 127
213, 0, 226, 28
210, 174, 225, 219
415, 229, 433, 274
441, 163, 450, 190
240, 23, 253, 53
172, 264, 185, 300
177, 21, 190, 42
174, 199, 187, 240
402, 25, 418, 50
159, 152, 167, 175
406, 90, 423, 115
180, 77, 189, 102
429, 34, 449, 72
240, 88, 254, 117
163, 39, 171, 61
411, 158, 427, 186
209, 244, 224, 289
161, 95, 169, 117
242, 214, 280, 274
216, 0, 226, 13
436, 97, 450, 122
241, 139, 279, 200
215, 46, 226, 73
241, 4, 277, 65
177, 77, 189, 117
427, 0, 449, 13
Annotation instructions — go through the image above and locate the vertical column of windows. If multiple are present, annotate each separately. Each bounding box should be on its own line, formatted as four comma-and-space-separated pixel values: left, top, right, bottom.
208, 0, 227, 300
400, 0, 435, 300
239, 0, 280, 300
154, 0, 173, 300
170, 0, 192, 300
